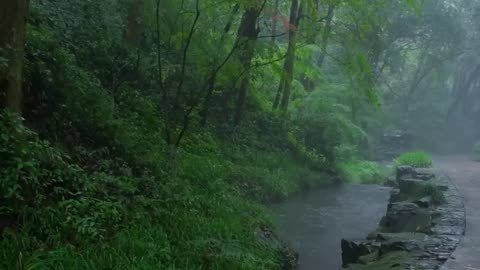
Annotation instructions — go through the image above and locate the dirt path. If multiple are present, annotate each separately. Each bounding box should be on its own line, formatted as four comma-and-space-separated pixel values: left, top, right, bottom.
437, 156, 480, 270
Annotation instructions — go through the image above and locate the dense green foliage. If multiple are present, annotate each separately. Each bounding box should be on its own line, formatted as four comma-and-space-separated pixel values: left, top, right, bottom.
0, 112, 287, 269
2, 0, 473, 268
337, 161, 384, 184
393, 151, 433, 168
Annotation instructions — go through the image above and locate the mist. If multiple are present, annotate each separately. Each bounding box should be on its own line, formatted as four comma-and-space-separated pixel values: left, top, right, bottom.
1, 0, 479, 269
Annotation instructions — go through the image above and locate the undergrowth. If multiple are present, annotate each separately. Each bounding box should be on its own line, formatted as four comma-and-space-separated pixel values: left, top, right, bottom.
393, 151, 433, 168
0, 3, 383, 269
0, 112, 291, 269
336, 161, 385, 184
418, 182, 446, 205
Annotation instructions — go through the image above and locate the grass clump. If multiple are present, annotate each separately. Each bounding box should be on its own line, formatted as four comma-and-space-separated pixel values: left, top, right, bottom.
418, 182, 446, 205
337, 161, 385, 184
393, 151, 433, 168
228, 147, 329, 202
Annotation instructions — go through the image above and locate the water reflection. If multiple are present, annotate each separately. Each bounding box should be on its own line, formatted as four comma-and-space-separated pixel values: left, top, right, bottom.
272, 184, 390, 270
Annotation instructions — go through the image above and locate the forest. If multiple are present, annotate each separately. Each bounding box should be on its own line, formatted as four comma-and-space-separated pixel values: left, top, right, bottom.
1, 0, 480, 269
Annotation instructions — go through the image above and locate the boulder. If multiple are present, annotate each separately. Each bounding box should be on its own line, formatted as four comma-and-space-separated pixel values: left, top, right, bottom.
358, 252, 378, 264
414, 168, 436, 180
384, 175, 398, 187
398, 178, 425, 195
414, 197, 432, 208
373, 233, 432, 256
341, 239, 371, 266
396, 166, 416, 180
279, 245, 299, 270
381, 202, 432, 233
389, 188, 403, 203
435, 184, 449, 192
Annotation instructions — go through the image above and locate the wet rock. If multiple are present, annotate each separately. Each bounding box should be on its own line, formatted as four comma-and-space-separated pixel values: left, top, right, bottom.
366, 232, 431, 257
398, 178, 425, 195
389, 189, 402, 203
415, 168, 436, 180
369, 232, 428, 242
435, 184, 449, 192
342, 239, 371, 266
379, 239, 414, 254
340, 170, 465, 270
358, 252, 378, 264
367, 230, 382, 241
414, 197, 432, 208
382, 202, 432, 233
397, 166, 416, 180
279, 245, 299, 270
385, 175, 398, 187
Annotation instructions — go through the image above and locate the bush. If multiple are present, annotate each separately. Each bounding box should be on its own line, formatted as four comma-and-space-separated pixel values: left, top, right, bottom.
0, 111, 283, 269
0, 112, 129, 243
419, 182, 446, 205
393, 151, 433, 168
337, 161, 385, 184
227, 148, 328, 202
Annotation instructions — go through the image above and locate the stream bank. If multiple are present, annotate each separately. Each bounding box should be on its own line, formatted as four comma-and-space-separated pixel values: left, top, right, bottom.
272, 184, 391, 269
342, 166, 466, 270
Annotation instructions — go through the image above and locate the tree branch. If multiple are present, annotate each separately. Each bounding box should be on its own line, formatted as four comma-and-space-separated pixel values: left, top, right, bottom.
175, 0, 201, 104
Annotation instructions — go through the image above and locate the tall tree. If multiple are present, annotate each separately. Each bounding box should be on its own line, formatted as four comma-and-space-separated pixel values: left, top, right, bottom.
0, 0, 29, 113
200, 4, 240, 126
233, 2, 266, 125
126, 0, 144, 47
273, 0, 304, 113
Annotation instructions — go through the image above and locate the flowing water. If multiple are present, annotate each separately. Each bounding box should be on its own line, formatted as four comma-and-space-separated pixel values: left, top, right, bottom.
272, 184, 391, 270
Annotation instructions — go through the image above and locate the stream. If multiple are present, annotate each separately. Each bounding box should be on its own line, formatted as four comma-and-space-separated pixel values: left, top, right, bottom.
272, 184, 391, 270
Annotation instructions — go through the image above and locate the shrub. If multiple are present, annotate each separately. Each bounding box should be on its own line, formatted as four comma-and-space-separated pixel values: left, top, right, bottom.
0, 111, 282, 269
0, 112, 127, 243
393, 151, 433, 168
337, 161, 385, 184
419, 182, 446, 205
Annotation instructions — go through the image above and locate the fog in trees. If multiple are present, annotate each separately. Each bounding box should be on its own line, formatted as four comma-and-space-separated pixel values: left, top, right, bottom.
1, 0, 479, 269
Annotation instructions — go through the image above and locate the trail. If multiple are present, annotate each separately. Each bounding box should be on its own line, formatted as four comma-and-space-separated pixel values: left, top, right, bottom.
438, 156, 480, 270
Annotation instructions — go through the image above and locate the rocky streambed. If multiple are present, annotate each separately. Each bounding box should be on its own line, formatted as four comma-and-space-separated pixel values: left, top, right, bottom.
342, 166, 466, 270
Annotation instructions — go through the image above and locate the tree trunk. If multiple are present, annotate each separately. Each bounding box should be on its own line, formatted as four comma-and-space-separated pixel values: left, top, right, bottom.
0, 0, 29, 113
200, 4, 240, 126
126, 0, 144, 47
272, 76, 285, 109
277, 0, 302, 113
233, 6, 263, 125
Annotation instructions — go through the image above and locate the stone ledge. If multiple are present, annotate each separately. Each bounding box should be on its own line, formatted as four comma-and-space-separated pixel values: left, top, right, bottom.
341, 167, 466, 270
